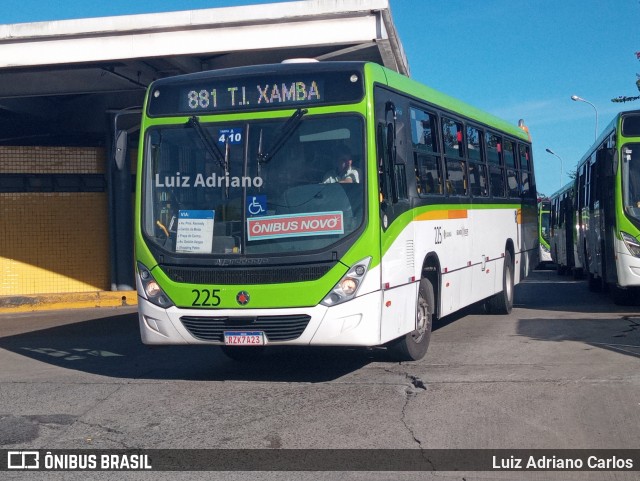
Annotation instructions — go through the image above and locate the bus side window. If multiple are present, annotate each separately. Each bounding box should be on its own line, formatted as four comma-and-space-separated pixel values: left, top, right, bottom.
486, 132, 505, 197
589, 157, 598, 209
394, 163, 408, 200
410, 107, 442, 196
415, 153, 443, 195
442, 118, 466, 196
468, 161, 488, 197
377, 122, 390, 202
442, 117, 464, 158
445, 159, 467, 195
518, 143, 532, 197
504, 140, 519, 198
467, 126, 487, 197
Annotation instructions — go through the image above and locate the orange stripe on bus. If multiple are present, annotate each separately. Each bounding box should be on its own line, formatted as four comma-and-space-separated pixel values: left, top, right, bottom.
415, 209, 468, 221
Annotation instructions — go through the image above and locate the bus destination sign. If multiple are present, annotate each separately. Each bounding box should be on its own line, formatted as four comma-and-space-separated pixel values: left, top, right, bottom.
183, 79, 323, 112
147, 70, 364, 117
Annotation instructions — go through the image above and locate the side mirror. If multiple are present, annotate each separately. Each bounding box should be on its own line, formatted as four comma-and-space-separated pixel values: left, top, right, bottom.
114, 130, 128, 171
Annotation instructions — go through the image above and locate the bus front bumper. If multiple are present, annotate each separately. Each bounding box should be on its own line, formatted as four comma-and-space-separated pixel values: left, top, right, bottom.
137, 290, 383, 347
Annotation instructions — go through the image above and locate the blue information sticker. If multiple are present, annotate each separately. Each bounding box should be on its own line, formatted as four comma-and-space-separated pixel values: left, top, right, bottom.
178, 210, 215, 219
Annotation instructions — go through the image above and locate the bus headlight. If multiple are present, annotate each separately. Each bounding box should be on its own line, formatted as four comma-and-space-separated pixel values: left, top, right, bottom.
137, 262, 175, 308
321, 257, 371, 307
621, 231, 640, 257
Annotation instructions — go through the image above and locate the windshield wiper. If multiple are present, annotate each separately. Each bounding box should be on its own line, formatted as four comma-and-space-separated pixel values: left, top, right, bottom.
257, 108, 307, 164
186, 116, 226, 172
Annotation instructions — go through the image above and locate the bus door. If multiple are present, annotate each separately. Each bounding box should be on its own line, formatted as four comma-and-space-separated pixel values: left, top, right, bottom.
585, 158, 600, 274
597, 147, 618, 284
375, 95, 415, 340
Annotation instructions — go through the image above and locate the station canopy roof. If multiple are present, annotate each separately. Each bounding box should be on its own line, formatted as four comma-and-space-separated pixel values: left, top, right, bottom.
0, 0, 408, 145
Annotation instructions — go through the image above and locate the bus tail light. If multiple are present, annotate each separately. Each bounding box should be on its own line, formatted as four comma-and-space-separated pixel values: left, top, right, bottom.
621, 231, 640, 257
137, 262, 175, 308
321, 257, 371, 307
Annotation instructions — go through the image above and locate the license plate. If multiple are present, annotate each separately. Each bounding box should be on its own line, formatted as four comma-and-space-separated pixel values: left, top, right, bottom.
223, 331, 265, 346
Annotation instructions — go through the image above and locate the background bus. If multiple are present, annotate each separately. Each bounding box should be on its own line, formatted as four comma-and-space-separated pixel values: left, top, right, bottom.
538, 197, 551, 266
549, 182, 581, 276
575, 110, 640, 303
134, 61, 538, 362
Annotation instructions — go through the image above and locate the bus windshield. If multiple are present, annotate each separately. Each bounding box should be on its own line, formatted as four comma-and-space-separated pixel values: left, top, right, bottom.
142, 114, 364, 256
623, 143, 640, 223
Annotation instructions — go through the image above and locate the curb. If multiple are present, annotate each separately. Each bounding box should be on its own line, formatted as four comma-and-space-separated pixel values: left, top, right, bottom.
0, 291, 138, 313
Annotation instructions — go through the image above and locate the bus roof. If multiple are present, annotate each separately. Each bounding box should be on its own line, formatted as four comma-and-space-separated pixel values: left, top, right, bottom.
576, 109, 640, 169
549, 180, 575, 199
378, 65, 529, 141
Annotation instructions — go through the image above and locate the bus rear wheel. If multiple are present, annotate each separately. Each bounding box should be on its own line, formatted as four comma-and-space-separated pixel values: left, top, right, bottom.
487, 251, 514, 315
388, 278, 434, 362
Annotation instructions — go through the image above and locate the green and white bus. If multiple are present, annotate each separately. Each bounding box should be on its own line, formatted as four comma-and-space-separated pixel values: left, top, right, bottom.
538, 197, 551, 265
134, 61, 538, 361
549, 181, 580, 275
575, 110, 640, 302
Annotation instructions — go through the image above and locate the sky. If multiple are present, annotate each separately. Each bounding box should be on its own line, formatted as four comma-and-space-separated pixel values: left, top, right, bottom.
1, 0, 639, 197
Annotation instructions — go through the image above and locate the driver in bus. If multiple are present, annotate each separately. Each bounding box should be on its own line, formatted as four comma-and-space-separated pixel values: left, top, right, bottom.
322, 145, 360, 184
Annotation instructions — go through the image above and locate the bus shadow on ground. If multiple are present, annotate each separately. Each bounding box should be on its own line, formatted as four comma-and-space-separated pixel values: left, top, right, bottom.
516, 315, 640, 359
516, 268, 640, 313
0, 311, 405, 383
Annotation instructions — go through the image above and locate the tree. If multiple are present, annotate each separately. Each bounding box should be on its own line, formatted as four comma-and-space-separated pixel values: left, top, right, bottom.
611, 52, 640, 103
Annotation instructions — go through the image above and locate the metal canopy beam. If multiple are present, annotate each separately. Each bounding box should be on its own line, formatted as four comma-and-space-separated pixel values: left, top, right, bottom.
0, 0, 406, 71
0, 0, 409, 142
315, 42, 377, 61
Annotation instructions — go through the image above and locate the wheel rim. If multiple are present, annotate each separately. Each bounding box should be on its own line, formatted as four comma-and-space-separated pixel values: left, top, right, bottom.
412, 290, 429, 343
505, 261, 513, 303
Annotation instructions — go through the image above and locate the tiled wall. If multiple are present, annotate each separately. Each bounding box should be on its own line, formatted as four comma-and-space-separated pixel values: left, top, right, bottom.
0, 146, 106, 174
0, 147, 110, 296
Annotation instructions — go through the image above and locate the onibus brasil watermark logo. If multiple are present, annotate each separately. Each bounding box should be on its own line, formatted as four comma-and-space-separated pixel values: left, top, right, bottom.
6, 450, 152, 471
155, 172, 263, 188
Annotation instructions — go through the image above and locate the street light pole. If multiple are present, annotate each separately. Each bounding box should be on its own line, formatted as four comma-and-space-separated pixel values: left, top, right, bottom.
571, 95, 599, 142
545, 148, 563, 189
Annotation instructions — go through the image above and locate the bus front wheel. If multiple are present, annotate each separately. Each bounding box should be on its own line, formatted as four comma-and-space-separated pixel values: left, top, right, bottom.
388, 278, 434, 362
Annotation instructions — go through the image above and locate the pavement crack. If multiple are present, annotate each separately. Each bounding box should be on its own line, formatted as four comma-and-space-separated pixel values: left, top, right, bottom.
77, 420, 135, 449
407, 374, 427, 391
399, 372, 430, 462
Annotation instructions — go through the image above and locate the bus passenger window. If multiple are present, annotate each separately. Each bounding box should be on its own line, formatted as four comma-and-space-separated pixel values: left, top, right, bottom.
414, 153, 443, 195
518, 144, 531, 171
506, 169, 519, 198
446, 159, 467, 196
410, 108, 439, 154
520, 171, 530, 197
469, 162, 488, 197
486, 132, 502, 165
442, 118, 464, 157
504, 140, 516, 169
489, 164, 506, 197
486, 132, 505, 197
467, 126, 483, 162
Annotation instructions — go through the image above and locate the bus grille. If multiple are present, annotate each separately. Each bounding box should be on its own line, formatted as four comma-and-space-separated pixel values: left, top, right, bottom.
161, 264, 332, 285
180, 314, 311, 342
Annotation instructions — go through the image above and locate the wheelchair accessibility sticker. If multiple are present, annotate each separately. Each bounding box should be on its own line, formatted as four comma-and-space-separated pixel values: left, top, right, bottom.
246, 195, 267, 217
